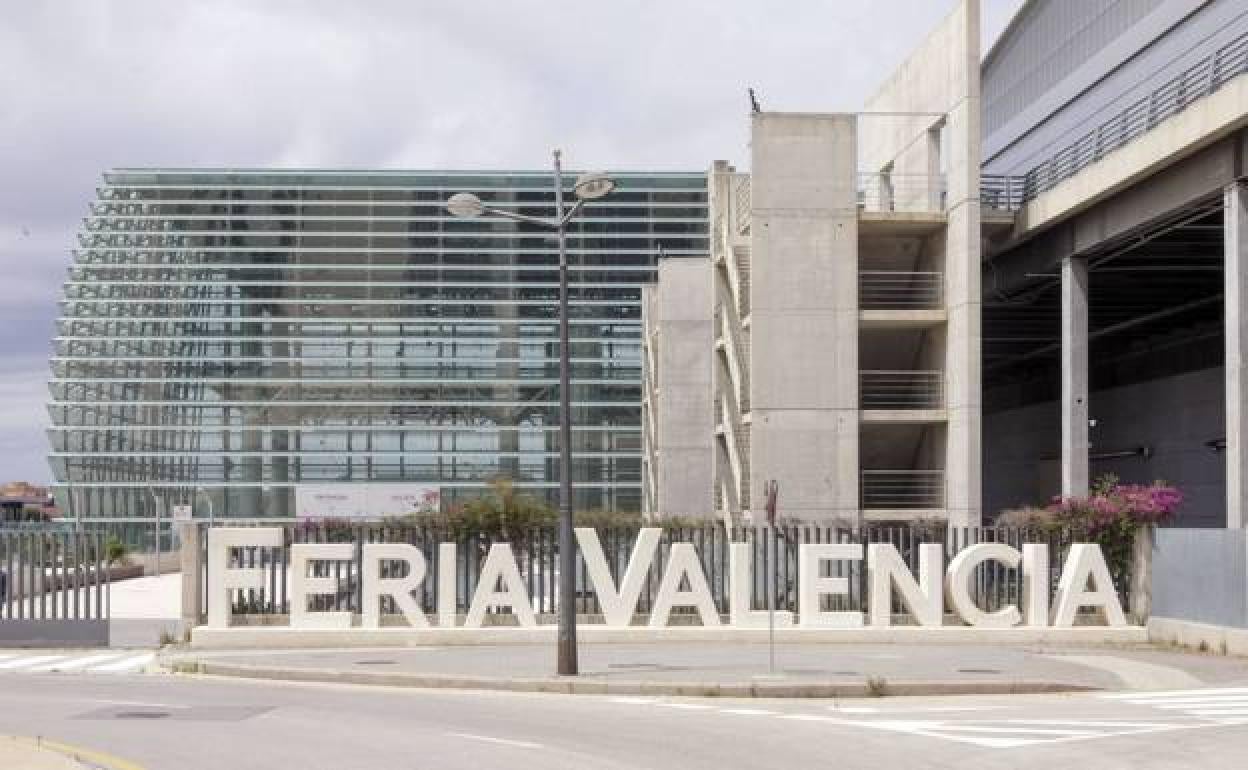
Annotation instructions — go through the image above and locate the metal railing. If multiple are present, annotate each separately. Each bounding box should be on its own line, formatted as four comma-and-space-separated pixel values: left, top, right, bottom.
1020, 29, 1248, 202
860, 370, 944, 410
195, 521, 1130, 622
858, 173, 946, 213
980, 174, 1026, 210
859, 271, 943, 310
861, 470, 945, 509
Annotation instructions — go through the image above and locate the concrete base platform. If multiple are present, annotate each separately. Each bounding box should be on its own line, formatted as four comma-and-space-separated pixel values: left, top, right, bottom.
192, 624, 1148, 649
1149, 616, 1248, 655
167, 636, 1247, 700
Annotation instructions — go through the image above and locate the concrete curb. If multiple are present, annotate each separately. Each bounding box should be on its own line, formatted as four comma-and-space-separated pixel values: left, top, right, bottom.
169, 660, 1100, 699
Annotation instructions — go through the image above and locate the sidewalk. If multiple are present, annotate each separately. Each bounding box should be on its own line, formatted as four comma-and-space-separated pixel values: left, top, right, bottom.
163, 641, 1248, 698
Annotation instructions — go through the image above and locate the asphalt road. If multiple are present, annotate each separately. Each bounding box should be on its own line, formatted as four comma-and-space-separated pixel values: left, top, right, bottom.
2, 672, 1246, 769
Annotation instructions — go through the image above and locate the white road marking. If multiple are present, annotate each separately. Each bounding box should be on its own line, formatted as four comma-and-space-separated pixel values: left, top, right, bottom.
925, 725, 1102, 736
29, 653, 126, 672
1005, 719, 1175, 729
0, 655, 67, 670
1103, 687, 1248, 699
447, 732, 543, 750
827, 706, 880, 714
1188, 709, 1248, 717
1150, 699, 1248, 709
659, 702, 713, 710
720, 708, 776, 716
608, 696, 655, 705
90, 653, 155, 673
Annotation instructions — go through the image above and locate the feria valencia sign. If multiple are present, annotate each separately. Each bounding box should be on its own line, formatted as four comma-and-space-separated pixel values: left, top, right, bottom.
206, 528, 1129, 630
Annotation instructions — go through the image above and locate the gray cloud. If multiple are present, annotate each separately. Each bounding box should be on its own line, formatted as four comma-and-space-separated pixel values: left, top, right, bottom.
0, 0, 1021, 483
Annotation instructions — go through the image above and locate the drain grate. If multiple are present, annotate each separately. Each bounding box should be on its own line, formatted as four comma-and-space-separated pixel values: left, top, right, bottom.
355, 660, 398, 666
956, 668, 1002, 674
114, 711, 171, 720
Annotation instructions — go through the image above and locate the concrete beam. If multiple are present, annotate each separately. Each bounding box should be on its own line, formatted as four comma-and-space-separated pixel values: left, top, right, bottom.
1226, 181, 1248, 529
1061, 256, 1089, 498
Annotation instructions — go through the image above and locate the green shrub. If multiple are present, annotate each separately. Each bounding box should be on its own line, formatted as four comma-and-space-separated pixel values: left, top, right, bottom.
105, 535, 129, 566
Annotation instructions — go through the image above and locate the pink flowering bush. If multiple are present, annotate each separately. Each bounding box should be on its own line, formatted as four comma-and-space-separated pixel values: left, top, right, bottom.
1008, 474, 1183, 587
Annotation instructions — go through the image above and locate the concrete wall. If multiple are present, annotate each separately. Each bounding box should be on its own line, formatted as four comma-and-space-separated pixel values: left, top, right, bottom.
985, 366, 1226, 525
1152, 527, 1248, 628
646, 257, 716, 515
748, 112, 859, 517
862, 0, 982, 526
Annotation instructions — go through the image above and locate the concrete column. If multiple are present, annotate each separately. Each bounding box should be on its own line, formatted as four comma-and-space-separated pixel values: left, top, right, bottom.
1226, 181, 1248, 529
1061, 256, 1089, 498
178, 521, 202, 626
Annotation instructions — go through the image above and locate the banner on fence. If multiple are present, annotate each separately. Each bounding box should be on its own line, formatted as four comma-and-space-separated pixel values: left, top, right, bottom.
295, 484, 440, 520
205, 527, 1129, 632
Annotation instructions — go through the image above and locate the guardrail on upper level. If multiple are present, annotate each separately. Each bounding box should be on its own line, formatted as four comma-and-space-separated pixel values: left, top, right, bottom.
858, 173, 946, 213
861, 470, 945, 510
1018, 29, 1248, 202
860, 370, 944, 410
859, 271, 943, 310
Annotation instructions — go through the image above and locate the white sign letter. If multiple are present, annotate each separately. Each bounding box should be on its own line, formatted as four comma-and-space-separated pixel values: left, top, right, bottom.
207, 527, 282, 629
1022, 543, 1050, 627
1052, 544, 1127, 627
798, 543, 864, 628
361, 543, 428, 629
729, 542, 794, 628
465, 543, 536, 627
946, 543, 1022, 628
437, 542, 457, 628
650, 543, 721, 627
290, 543, 354, 629
868, 543, 943, 627
577, 527, 661, 627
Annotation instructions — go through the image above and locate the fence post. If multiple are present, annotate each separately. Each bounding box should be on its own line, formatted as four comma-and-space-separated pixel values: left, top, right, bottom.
1129, 525, 1154, 625
179, 521, 202, 626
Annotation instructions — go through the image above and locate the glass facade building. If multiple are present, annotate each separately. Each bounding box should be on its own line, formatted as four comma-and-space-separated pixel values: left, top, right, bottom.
49, 169, 707, 526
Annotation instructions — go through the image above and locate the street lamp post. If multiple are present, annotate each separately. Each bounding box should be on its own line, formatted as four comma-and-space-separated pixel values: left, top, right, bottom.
448, 154, 615, 676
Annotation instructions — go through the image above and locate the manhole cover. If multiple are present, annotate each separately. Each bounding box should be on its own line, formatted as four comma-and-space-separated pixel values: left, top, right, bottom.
114, 711, 171, 720
956, 668, 1001, 674
355, 660, 397, 666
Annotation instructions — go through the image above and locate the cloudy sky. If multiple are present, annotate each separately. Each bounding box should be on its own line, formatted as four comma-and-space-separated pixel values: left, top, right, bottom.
0, 0, 1021, 485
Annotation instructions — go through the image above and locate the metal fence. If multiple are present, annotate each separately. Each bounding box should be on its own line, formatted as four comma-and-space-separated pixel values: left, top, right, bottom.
0, 529, 110, 646
196, 523, 1128, 624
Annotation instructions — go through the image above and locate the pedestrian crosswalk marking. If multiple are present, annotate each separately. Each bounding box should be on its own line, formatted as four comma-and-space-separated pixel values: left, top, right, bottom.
0, 651, 155, 674
1102, 687, 1248, 722
0, 654, 66, 670
29, 652, 127, 672
603, 694, 1245, 750
89, 653, 155, 673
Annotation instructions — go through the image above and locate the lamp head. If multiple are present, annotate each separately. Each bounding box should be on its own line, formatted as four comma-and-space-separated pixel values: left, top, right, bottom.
573, 172, 616, 200
446, 192, 485, 218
